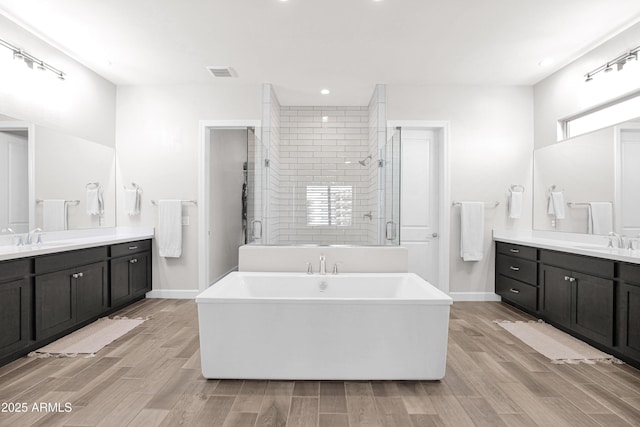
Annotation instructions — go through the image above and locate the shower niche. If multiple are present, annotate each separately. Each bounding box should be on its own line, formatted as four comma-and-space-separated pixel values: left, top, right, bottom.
246, 84, 400, 246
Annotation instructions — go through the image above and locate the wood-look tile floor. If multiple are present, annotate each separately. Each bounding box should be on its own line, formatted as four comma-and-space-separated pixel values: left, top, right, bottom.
1, 299, 639, 427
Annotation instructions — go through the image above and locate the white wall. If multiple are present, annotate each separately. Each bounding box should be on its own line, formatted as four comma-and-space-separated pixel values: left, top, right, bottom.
534, 22, 640, 149
0, 15, 115, 146
209, 129, 246, 284
115, 84, 261, 292
388, 85, 534, 295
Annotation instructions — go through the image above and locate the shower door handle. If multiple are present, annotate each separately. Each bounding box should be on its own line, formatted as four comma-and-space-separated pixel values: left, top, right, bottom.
385, 221, 397, 241
251, 220, 262, 239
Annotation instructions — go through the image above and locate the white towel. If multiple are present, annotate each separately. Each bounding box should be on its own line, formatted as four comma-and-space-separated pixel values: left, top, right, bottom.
588, 202, 613, 235
158, 200, 182, 258
460, 202, 484, 262
547, 191, 565, 219
86, 187, 103, 215
124, 188, 141, 216
509, 191, 523, 219
43, 200, 67, 231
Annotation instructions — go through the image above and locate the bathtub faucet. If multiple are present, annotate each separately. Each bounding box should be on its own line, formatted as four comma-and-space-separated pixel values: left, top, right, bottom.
319, 255, 326, 275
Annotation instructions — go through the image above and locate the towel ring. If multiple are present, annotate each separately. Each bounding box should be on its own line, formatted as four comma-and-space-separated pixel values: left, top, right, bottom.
509, 184, 525, 193
86, 182, 101, 189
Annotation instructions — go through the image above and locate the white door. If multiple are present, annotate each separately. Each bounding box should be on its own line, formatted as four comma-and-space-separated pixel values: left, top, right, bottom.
400, 129, 440, 287
0, 131, 29, 233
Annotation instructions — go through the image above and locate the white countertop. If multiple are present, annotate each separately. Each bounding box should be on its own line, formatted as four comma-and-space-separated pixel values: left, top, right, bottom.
0, 227, 154, 262
493, 229, 640, 264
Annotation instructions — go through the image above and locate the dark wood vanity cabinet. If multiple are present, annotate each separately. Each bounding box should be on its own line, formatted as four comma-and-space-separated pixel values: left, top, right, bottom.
110, 240, 151, 308
35, 248, 109, 340
619, 264, 640, 361
495, 242, 538, 311
0, 259, 32, 361
0, 238, 152, 366
496, 241, 634, 365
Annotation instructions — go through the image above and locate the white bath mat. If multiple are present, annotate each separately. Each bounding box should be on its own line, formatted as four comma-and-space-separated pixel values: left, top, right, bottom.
29, 316, 147, 358
495, 320, 622, 364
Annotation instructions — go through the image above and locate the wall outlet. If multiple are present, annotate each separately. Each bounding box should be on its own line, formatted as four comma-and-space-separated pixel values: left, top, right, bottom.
182, 216, 190, 226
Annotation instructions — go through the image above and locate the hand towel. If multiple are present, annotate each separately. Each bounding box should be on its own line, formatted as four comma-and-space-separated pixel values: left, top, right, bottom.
86, 187, 103, 215
588, 202, 613, 235
158, 200, 182, 258
124, 188, 141, 216
43, 200, 67, 231
460, 201, 484, 261
509, 191, 523, 219
547, 191, 565, 219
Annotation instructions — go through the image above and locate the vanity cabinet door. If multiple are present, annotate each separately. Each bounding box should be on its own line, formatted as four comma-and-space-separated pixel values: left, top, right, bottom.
130, 251, 151, 297
110, 256, 132, 307
620, 283, 640, 360
571, 272, 614, 346
0, 278, 32, 360
110, 250, 151, 307
539, 264, 572, 328
35, 268, 76, 341
75, 261, 108, 323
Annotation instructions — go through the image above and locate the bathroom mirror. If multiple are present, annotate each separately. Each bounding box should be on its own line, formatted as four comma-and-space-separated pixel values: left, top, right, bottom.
533, 118, 640, 235
0, 115, 116, 232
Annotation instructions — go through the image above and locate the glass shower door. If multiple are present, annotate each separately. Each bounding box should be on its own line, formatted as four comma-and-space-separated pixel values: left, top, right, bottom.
383, 127, 401, 245
246, 127, 267, 244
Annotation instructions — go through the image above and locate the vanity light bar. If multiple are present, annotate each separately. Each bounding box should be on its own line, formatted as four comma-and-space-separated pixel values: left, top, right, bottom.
0, 37, 66, 80
584, 44, 639, 83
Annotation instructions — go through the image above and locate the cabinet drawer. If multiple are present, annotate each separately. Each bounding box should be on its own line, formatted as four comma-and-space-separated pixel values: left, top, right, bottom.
35, 246, 108, 275
497, 255, 537, 285
539, 250, 613, 278
496, 275, 537, 311
111, 240, 151, 258
0, 258, 31, 283
496, 242, 536, 260
619, 263, 640, 285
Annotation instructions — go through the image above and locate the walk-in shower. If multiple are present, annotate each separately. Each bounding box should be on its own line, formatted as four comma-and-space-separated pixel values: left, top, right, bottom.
245, 84, 400, 246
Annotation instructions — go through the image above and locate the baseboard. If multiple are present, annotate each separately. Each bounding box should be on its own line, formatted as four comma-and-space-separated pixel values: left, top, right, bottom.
145, 289, 199, 299
449, 292, 502, 302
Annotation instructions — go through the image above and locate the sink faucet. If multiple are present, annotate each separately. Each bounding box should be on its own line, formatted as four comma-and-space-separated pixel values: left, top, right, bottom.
26, 228, 43, 245
607, 232, 623, 248
319, 255, 326, 275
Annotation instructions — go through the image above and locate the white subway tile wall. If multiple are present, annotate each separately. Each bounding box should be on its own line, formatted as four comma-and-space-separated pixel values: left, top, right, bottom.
274, 106, 378, 245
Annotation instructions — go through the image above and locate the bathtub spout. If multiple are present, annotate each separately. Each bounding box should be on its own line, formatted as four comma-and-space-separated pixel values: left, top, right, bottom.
319, 255, 326, 275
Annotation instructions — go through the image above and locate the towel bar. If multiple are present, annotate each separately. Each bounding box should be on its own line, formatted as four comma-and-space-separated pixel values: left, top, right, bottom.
36, 199, 80, 205
151, 200, 197, 206
567, 201, 612, 208
451, 201, 500, 208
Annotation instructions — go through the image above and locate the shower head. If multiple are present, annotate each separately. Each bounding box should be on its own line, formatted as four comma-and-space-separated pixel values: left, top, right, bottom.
358, 155, 372, 166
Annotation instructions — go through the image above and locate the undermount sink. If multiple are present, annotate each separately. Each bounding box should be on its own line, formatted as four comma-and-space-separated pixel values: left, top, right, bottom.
572, 244, 608, 250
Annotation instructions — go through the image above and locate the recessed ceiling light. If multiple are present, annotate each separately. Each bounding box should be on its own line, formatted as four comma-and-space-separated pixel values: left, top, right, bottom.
320, 89, 330, 95
322, 116, 329, 122
538, 58, 553, 67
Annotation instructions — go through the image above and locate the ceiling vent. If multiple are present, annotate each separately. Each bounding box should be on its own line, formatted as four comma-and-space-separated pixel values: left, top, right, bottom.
206, 66, 237, 78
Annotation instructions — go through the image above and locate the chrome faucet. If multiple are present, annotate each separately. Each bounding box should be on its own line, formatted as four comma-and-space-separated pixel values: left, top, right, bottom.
306, 262, 313, 274
607, 232, 623, 249
319, 255, 326, 275
332, 263, 339, 275
26, 228, 42, 245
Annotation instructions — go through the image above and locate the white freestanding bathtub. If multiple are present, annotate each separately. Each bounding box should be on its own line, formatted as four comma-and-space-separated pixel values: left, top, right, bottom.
196, 272, 453, 380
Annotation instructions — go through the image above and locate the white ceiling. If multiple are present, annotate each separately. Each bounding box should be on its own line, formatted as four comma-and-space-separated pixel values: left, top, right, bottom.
1, 0, 640, 105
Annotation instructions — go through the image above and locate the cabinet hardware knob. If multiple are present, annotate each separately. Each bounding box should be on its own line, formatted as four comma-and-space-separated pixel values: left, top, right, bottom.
509, 266, 520, 271
509, 249, 520, 253
128, 246, 138, 250
564, 276, 570, 281
72, 273, 78, 279
569, 277, 576, 282
509, 288, 520, 294
130, 258, 138, 264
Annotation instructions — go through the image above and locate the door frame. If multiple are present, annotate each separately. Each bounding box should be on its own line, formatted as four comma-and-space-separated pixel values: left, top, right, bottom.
198, 120, 261, 292
387, 120, 451, 293
0, 121, 36, 232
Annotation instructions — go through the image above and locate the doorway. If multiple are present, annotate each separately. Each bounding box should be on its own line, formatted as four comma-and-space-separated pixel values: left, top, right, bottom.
198, 120, 261, 291
388, 121, 450, 293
